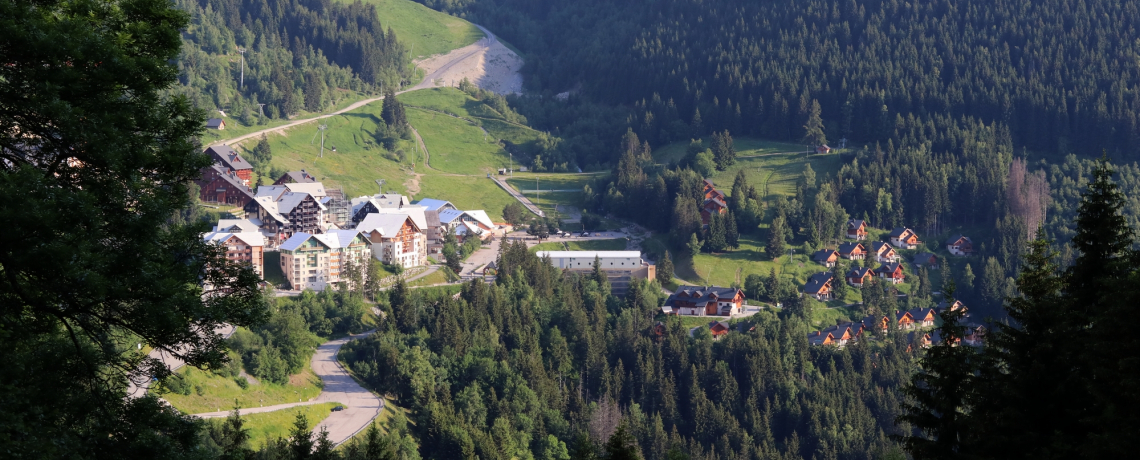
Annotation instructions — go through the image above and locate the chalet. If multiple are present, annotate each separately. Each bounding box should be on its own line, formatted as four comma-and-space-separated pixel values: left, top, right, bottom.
895, 310, 916, 330
912, 252, 939, 269
653, 321, 667, 338
414, 198, 458, 212
837, 242, 866, 260
846, 219, 868, 240
815, 144, 831, 155
205, 145, 253, 186
821, 321, 862, 347
876, 262, 905, 284
663, 285, 745, 316
929, 330, 961, 347
908, 331, 932, 350
482, 261, 497, 276
861, 315, 888, 333
803, 272, 834, 300
700, 180, 729, 225
206, 118, 226, 130
811, 249, 839, 267
870, 241, 899, 263
945, 235, 974, 256
889, 227, 922, 250
438, 209, 496, 241
963, 325, 987, 346
907, 308, 937, 328
357, 214, 428, 268
278, 230, 371, 291
274, 170, 317, 185
349, 194, 412, 225
807, 330, 835, 346
709, 321, 730, 340
846, 266, 874, 287
203, 231, 265, 277
196, 164, 255, 207
937, 299, 967, 313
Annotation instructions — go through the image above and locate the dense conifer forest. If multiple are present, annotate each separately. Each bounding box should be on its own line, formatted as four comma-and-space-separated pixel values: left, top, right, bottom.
176, 0, 409, 120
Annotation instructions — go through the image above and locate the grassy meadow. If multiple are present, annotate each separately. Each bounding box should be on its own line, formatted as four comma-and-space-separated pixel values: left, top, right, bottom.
363, 0, 484, 59
163, 366, 323, 415
213, 402, 342, 450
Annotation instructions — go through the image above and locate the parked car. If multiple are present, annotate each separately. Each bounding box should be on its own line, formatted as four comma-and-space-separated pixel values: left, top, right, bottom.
332, 406, 345, 412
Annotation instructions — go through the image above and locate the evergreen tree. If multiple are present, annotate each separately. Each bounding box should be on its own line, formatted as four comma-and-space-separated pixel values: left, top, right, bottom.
656, 250, 674, 286
688, 233, 702, 258
725, 210, 739, 248
288, 412, 314, 460
604, 425, 641, 460
960, 263, 976, 298
831, 261, 849, 301
219, 404, 252, 459
705, 213, 727, 253
802, 99, 827, 147
896, 296, 976, 458
710, 130, 736, 170
981, 257, 1005, 309
767, 216, 787, 260
389, 278, 414, 333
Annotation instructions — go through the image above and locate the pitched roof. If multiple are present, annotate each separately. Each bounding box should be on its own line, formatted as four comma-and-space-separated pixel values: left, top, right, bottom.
837, 242, 864, 254
205, 145, 252, 171
464, 210, 495, 228
709, 321, 730, 334
944, 234, 972, 245
438, 209, 495, 229
278, 170, 316, 184
871, 241, 894, 254
321, 229, 365, 248
214, 218, 263, 233
812, 249, 838, 262
912, 252, 937, 265
413, 198, 456, 212
424, 210, 441, 228
367, 205, 428, 230
250, 196, 289, 224
350, 194, 410, 212
282, 182, 326, 198
889, 227, 912, 238
206, 118, 225, 128
847, 219, 866, 229
846, 266, 873, 279
877, 262, 903, 274
803, 272, 833, 294
279, 233, 322, 251
203, 231, 265, 247
357, 214, 417, 237
276, 191, 325, 214
664, 285, 743, 308
205, 164, 255, 198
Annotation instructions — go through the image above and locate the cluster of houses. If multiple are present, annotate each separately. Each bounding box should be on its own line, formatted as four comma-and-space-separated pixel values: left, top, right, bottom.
196, 145, 499, 291
807, 300, 986, 349
802, 221, 976, 300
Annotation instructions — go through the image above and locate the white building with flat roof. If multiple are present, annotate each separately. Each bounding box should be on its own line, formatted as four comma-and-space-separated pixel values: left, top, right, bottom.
536, 251, 644, 270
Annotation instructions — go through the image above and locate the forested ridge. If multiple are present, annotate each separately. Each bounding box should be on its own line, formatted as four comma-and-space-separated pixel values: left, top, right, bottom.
431, 0, 1140, 160
176, 0, 409, 121
341, 243, 915, 460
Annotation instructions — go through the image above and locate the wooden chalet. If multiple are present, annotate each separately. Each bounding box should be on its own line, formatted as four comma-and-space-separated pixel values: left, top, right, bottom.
846, 266, 874, 287
876, 262, 905, 284
846, 219, 868, 240
206, 118, 226, 130
205, 145, 253, 186
803, 272, 834, 300
709, 321, 730, 340
907, 307, 937, 328
808, 330, 836, 346
889, 227, 922, 250
196, 163, 255, 207
870, 241, 899, 263
895, 310, 916, 329
837, 242, 866, 260
912, 252, 939, 269
812, 249, 839, 267
663, 285, 745, 316
274, 170, 318, 185
700, 180, 729, 225
945, 235, 974, 256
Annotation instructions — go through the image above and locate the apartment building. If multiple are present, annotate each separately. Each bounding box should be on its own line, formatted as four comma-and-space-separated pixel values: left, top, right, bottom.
278, 230, 370, 291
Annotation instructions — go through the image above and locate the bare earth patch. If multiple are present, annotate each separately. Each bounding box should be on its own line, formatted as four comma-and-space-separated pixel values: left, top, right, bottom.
413, 28, 523, 95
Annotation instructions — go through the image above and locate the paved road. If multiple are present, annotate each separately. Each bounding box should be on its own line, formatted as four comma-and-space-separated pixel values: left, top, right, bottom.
193, 330, 382, 447
207, 24, 500, 149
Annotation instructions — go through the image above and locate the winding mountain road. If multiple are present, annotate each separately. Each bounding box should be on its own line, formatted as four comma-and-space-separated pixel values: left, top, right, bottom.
207, 24, 502, 149
191, 330, 382, 447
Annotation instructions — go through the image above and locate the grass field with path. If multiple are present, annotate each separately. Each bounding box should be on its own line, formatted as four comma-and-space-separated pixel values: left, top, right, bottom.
210, 402, 342, 450
163, 366, 323, 415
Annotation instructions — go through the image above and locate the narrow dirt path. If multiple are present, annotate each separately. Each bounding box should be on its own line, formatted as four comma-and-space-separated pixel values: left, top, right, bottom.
208, 24, 504, 149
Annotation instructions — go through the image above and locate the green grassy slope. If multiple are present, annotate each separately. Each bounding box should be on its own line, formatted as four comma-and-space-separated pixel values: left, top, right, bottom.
163, 366, 323, 415
339, 0, 483, 59
211, 403, 341, 450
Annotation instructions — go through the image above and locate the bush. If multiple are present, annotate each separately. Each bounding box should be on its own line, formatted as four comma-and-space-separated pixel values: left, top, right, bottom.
164, 374, 192, 396
234, 377, 249, 390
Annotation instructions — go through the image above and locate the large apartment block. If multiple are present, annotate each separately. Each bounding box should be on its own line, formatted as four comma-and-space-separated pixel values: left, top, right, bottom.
202, 231, 265, 276
278, 230, 371, 291
357, 214, 427, 268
